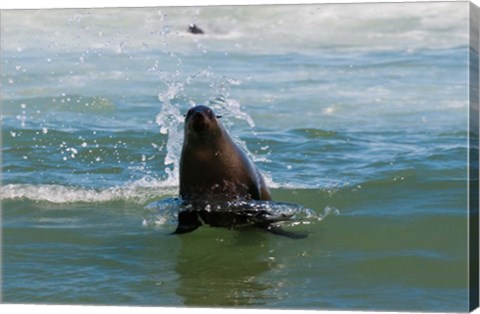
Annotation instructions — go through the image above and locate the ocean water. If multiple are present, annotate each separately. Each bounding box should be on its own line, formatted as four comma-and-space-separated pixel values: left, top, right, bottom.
0, 2, 474, 312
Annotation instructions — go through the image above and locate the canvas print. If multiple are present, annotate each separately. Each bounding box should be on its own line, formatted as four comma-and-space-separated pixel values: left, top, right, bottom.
1, 1, 479, 312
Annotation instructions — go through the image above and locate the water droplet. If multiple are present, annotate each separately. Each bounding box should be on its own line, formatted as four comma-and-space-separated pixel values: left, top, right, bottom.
161, 25, 170, 36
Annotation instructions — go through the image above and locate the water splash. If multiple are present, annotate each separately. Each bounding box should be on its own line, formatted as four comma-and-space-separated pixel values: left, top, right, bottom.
143, 197, 181, 229
206, 94, 255, 128
155, 83, 186, 185
143, 198, 331, 230
154, 68, 263, 187
151, 18, 268, 189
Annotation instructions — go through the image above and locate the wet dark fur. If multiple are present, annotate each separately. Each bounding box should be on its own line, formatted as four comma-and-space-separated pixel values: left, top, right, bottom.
175, 105, 306, 239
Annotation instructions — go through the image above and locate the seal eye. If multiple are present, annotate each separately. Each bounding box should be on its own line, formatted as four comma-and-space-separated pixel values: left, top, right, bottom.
205, 109, 221, 119
184, 109, 194, 119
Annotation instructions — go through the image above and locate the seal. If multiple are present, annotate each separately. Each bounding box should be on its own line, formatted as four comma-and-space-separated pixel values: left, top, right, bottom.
188, 24, 204, 34
179, 105, 271, 202
174, 105, 307, 239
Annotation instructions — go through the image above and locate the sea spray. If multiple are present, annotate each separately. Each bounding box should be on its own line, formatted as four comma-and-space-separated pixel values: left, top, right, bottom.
142, 198, 331, 230
155, 83, 186, 185
154, 65, 272, 189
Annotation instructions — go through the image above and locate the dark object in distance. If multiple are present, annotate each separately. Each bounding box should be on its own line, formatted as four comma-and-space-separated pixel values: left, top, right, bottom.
188, 24, 204, 34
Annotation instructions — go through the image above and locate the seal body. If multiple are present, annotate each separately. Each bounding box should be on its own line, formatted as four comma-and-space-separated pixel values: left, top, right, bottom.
175, 105, 306, 238
179, 105, 271, 202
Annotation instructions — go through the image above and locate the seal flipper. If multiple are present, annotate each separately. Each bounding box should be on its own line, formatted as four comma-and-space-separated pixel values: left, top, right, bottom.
172, 211, 202, 235
251, 211, 308, 238
260, 224, 309, 239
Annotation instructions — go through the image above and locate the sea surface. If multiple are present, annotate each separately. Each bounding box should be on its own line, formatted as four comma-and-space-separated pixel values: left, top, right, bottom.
0, 3, 474, 312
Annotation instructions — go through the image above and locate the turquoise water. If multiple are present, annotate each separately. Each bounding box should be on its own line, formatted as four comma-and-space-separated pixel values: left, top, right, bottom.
0, 3, 473, 312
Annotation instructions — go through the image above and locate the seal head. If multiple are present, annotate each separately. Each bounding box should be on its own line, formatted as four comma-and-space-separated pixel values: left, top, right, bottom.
179, 105, 271, 202
184, 105, 221, 138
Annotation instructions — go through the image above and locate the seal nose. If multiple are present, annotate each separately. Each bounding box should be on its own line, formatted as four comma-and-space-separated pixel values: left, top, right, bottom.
185, 108, 204, 121
188, 110, 208, 133
192, 111, 204, 120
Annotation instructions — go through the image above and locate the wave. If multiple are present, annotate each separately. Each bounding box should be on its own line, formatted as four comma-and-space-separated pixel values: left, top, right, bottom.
1, 3, 468, 55
0, 169, 302, 204
0, 178, 177, 204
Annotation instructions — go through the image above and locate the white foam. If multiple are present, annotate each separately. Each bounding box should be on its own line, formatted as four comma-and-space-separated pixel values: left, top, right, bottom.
1, 3, 468, 54
0, 179, 178, 204
155, 84, 186, 184
0, 175, 331, 204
